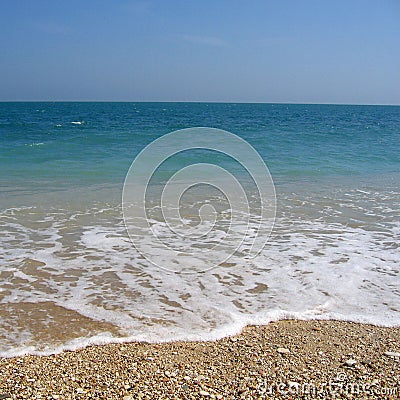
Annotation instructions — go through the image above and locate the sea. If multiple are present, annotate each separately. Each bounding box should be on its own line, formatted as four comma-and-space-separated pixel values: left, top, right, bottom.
0, 102, 399, 357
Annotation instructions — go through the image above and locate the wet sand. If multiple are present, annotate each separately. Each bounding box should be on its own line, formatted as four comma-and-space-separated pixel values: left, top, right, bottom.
0, 320, 399, 399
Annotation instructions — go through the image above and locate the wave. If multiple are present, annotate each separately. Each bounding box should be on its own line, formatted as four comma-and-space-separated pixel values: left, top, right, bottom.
0, 200, 399, 357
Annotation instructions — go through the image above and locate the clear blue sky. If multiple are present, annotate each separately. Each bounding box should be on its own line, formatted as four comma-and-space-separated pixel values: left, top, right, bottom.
1, 0, 399, 104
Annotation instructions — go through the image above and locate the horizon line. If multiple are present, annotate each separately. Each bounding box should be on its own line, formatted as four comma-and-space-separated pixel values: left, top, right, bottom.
0, 100, 399, 106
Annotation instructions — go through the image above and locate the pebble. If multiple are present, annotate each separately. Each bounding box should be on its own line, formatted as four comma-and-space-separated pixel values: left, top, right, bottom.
200, 390, 211, 396
277, 347, 290, 354
384, 351, 400, 358
344, 359, 357, 367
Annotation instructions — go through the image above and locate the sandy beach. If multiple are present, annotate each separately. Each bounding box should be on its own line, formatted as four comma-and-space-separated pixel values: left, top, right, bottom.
0, 320, 399, 399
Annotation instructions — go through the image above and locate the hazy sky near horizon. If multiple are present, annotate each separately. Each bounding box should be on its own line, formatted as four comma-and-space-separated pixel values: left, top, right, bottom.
1, 0, 399, 104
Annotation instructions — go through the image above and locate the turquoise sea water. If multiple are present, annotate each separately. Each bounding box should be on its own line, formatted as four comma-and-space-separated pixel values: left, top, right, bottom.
0, 102, 399, 355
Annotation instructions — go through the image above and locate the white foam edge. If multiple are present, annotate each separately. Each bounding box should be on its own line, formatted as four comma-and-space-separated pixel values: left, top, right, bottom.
1, 309, 398, 358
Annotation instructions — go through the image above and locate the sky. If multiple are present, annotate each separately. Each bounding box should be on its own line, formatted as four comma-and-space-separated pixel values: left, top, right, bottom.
0, 0, 399, 104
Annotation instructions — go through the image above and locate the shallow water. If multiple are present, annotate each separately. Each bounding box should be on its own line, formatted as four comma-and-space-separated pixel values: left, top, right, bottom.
0, 102, 399, 356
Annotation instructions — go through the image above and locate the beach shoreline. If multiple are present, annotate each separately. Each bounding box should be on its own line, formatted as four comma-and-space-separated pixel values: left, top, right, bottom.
1, 319, 399, 399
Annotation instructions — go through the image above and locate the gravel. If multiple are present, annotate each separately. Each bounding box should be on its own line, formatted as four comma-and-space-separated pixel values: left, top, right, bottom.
0, 320, 399, 399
